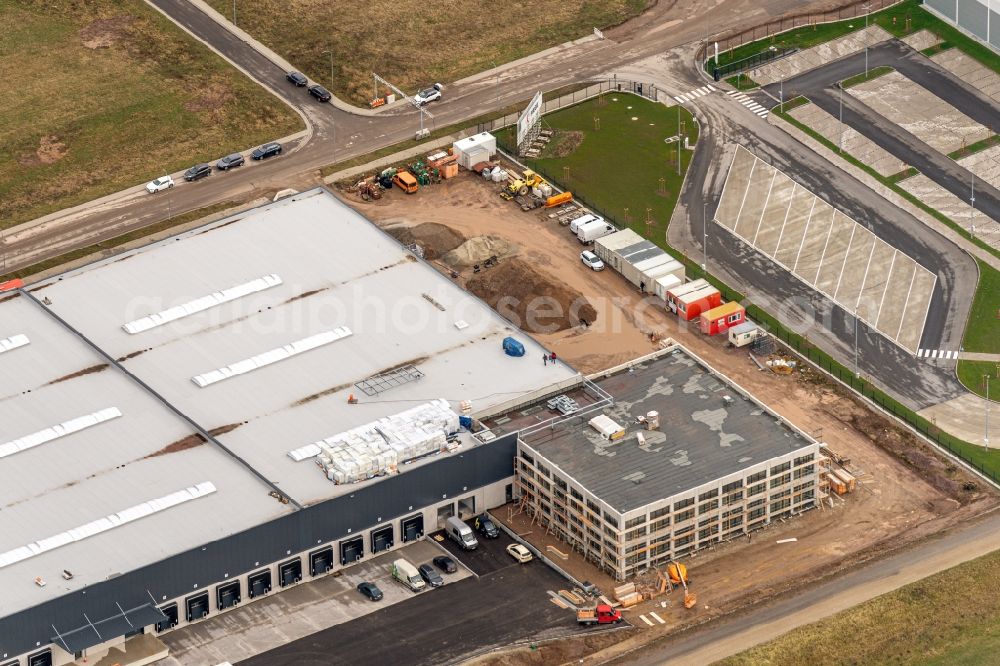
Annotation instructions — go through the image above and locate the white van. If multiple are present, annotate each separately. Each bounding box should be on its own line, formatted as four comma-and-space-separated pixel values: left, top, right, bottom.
577, 219, 616, 244
391, 558, 426, 592
569, 214, 597, 234
445, 516, 479, 550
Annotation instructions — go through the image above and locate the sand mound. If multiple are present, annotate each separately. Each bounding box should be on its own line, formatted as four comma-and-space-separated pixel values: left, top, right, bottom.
466, 258, 597, 333
442, 235, 516, 268
385, 222, 465, 260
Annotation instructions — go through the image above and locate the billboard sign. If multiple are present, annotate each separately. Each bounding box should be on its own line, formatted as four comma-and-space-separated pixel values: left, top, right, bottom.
516, 91, 543, 148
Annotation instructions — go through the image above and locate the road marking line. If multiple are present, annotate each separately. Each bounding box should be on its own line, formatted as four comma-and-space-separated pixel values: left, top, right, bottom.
751, 168, 779, 246
771, 182, 797, 258
640, 614, 655, 626
893, 263, 918, 342
791, 195, 818, 274
649, 611, 666, 624
932, 349, 939, 359
918, 348, 926, 358
832, 222, 859, 302
674, 95, 685, 103
873, 248, 897, 330
708, 84, 717, 91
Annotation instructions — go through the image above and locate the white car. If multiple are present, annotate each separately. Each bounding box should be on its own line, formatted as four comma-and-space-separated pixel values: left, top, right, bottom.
506, 543, 533, 563
145, 176, 174, 193
413, 83, 442, 106
581, 250, 605, 271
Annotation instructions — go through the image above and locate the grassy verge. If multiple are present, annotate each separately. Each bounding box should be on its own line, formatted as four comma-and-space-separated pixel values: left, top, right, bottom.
961, 259, 1000, 354
725, 74, 759, 91
840, 65, 894, 88
774, 95, 810, 113
0, 1, 302, 231
948, 134, 1000, 161
921, 41, 952, 57
957, 360, 1000, 401
205, 0, 652, 105
887, 166, 919, 183
772, 107, 1000, 261
719, 549, 1000, 666
495, 93, 697, 243
0, 200, 238, 283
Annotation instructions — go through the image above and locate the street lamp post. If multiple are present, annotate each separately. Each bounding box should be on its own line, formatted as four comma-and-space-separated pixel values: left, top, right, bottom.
232, 0, 237, 26
491, 61, 500, 112
323, 49, 334, 90
838, 83, 844, 153
863, 3, 871, 78
702, 201, 708, 270
985, 374, 991, 450
970, 174, 977, 236
854, 307, 859, 377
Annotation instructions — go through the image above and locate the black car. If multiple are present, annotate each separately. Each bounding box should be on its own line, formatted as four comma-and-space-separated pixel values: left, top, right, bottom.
433, 555, 457, 574
418, 563, 444, 587
184, 163, 211, 182
286, 71, 308, 87
356, 581, 383, 601
474, 514, 500, 539
308, 84, 332, 102
216, 153, 245, 170
252, 142, 282, 160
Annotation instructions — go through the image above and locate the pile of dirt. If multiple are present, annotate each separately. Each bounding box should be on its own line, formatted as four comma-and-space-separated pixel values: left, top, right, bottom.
384, 222, 465, 260
442, 235, 516, 268
18, 135, 68, 167
543, 130, 585, 159
466, 258, 597, 333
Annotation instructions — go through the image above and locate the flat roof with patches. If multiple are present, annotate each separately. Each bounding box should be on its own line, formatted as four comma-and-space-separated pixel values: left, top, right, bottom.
520, 346, 817, 514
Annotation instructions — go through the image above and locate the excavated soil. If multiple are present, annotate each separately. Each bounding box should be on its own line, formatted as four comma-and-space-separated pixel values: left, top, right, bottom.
384, 222, 465, 260
441, 235, 517, 268
543, 130, 585, 159
466, 258, 597, 333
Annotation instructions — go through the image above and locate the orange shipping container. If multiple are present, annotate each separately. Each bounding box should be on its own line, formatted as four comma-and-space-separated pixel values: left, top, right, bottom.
441, 163, 459, 179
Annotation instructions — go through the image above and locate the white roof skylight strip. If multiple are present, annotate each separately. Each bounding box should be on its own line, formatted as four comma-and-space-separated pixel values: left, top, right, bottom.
0, 407, 122, 459
0, 482, 217, 569
122, 274, 283, 334
191, 327, 353, 388
0, 333, 30, 354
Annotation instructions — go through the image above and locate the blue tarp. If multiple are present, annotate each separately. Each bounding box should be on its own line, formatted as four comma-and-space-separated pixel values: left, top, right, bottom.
502, 336, 525, 357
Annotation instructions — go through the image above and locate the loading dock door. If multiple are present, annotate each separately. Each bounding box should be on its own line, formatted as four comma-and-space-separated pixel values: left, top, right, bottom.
340, 536, 364, 565
186, 592, 210, 622
371, 525, 394, 553
217, 581, 241, 609
437, 503, 455, 528
401, 515, 424, 542
249, 570, 272, 598
310, 546, 334, 576
28, 652, 51, 666
279, 558, 302, 587
156, 603, 178, 632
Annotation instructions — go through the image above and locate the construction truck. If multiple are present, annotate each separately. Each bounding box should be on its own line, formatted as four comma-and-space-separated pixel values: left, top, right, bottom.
502, 169, 545, 199
577, 604, 622, 626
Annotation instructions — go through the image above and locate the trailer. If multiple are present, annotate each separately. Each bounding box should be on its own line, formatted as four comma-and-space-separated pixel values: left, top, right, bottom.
728, 321, 759, 347
699, 301, 745, 335
669, 281, 721, 321
665, 278, 709, 314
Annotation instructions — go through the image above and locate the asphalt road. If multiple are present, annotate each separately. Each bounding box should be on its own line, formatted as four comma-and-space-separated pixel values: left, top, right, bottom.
613, 507, 1000, 665
764, 40, 1000, 222
238, 529, 606, 666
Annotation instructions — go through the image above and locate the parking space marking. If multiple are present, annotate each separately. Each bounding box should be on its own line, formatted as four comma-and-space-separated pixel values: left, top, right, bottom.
649, 611, 666, 624
640, 614, 655, 626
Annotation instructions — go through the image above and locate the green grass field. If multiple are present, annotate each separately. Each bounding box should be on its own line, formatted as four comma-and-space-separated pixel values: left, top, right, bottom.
206, 0, 650, 105
719, 549, 1000, 666
0, 0, 302, 230
496, 94, 696, 243
962, 260, 1000, 355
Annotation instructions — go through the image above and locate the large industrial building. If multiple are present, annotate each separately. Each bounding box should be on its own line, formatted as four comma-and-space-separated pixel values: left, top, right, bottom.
486, 348, 826, 581
0, 189, 578, 666
924, 0, 1000, 52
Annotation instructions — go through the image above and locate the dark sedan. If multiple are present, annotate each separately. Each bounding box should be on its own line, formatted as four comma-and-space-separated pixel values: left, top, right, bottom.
418, 563, 444, 587
184, 163, 211, 182
286, 71, 308, 86
308, 84, 332, 102
433, 555, 457, 574
356, 581, 383, 601
216, 153, 245, 171
251, 142, 282, 160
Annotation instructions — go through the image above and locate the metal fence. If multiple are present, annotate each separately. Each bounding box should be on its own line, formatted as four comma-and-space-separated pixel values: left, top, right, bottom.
712, 46, 798, 80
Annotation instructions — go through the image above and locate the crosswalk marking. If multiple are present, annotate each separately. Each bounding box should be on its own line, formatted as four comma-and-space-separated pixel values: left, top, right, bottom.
917, 349, 958, 360
640, 614, 655, 626
649, 611, 666, 624
674, 85, 717, 105
726, 89, 770, 118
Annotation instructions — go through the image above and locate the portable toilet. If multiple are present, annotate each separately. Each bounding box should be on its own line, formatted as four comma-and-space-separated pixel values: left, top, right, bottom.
700, 301, 746, 336
502, 336, 525, 357
728, 321, 759, 347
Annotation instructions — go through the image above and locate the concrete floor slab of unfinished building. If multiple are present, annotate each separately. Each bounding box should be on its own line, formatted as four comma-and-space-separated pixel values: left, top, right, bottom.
789, 102, 908, 176
932, 48, 1000, 105
159, 540, 470, 666
897, 172, 1000, 249
752, 25, 892, 86
918, 393, 996, 449
715, 146, 936, 354
848, 70, 992, 155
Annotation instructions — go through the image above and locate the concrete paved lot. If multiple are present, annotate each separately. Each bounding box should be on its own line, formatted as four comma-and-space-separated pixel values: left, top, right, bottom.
236, 526, 605, 665
751, 25, 891, 86
898, 171, 1000, 250
932, 47, 1000, 105
717, 146, 936, 353
849, 69, 991, 155
160, 540, 470, 665
788, 102, 907, 176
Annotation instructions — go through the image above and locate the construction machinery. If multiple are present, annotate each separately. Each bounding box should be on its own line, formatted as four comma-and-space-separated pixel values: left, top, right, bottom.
502, 169, 545, 199
670, 560, 697, 609
355, 177, 383, 201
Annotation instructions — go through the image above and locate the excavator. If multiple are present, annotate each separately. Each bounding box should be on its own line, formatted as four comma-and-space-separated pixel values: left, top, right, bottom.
668, 560, 697, 609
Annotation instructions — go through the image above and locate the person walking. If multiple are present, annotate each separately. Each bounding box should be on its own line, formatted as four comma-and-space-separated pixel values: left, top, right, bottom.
550, 351, 558, 363
542, 353, 548, 366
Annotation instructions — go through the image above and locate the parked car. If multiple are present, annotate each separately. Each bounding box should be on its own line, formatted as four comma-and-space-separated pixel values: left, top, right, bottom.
184, 163, 211, 182
506, 543, 533, 563
391, 558, 425, 592
356, 581, 383, 601
145, 176, 174, 193
418, 563, 444, 588
252, 142, 282, 160
308, 84, 332, 102
474, 514, 500, 539
413, 83, 442, 106
433, 555, 457, 574
216, 153, 245, 171
286, 71, 308, 87
580, 250, 605, 271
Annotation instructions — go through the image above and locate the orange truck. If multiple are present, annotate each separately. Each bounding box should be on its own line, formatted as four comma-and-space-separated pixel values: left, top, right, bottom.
392, 170, 419, 194
577, 604, 622, 626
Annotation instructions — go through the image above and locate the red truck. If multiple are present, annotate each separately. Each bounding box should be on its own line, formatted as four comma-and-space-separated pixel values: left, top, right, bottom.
577, 604, 622, 626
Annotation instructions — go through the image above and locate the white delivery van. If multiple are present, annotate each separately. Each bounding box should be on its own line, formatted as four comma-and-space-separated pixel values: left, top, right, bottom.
445, 516, 479, 550
577, 219, 616, 244
569, 214, 597, 235
391, 558, 426, 592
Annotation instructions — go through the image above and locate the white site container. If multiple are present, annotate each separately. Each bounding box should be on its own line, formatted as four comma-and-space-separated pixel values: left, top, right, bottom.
453, 132, 497, 169
593, 228, 644, 266
652, 273, 683, 300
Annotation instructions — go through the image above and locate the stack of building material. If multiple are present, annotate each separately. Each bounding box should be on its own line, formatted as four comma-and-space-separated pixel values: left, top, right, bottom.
831, 468, 856, 493
614, 582, 642, 607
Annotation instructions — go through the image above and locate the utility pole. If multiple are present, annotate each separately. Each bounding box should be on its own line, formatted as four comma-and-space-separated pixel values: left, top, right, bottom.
854, 307, 859, 377
702, 201, 708, 270
863, 3, 871, 79
491, 61, 500, 112
780, 76, 784, 114
838, 83, 844, 153
970, 174, 976, 236
985, 373, 991, 450
232, 0, 237, 26
677, 106, 681, 175
324, 49, 334, 89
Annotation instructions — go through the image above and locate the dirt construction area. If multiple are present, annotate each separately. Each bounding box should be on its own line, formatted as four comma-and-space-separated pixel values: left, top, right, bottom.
341, 170, 998, 663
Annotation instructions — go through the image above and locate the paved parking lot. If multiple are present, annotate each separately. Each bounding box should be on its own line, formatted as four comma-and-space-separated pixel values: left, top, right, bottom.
716, 145, 936, 353
237, 523, 607, 666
